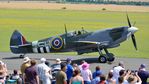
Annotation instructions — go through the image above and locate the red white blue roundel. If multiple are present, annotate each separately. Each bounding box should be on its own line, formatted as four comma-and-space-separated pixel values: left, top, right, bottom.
51, 37, 63, 49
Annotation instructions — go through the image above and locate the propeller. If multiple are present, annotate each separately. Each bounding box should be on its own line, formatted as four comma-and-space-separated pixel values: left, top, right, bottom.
131, 34, 137, 50
127, 14, 131, 27
133, 21, 136, 26
127, 14, 138, 50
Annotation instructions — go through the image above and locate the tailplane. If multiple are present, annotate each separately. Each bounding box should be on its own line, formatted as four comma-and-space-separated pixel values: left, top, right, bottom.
10, 30, 32, 54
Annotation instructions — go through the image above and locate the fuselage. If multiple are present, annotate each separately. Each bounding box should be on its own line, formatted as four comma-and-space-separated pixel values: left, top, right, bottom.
10, 26, 138, 54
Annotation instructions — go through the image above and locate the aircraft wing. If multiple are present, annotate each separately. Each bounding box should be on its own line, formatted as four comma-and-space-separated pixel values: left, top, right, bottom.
75, 41, 109, 47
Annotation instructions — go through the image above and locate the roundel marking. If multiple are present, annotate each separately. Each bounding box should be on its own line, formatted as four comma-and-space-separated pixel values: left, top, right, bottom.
51, 37, 63, 49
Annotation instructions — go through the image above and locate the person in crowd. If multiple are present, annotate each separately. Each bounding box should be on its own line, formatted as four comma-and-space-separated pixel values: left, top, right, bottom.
118, 76, 124, 84
126, 71, 142, 84
51, 58, 62, 84
118, 69, 131, 84
20, 57, 30, 74
10, 69, 22, 84
81, 62, 92, 84
106, 71, 116, 84
138, 64, 149, 84
20, 57, 30, 82
92, 65, 102, 79
98, 75, 106, 84
55, 62, 67, 84
66, 58, 74, 84
69, 69, 84, 84
36, 58, 52, 84
0, 61, 7, 83
24, 59, 39, 84
78, 60, 86, 71
119, 70, 126, 77
113, 61, 125, 80
91, 71, 101, 84
72, 63, 78, 71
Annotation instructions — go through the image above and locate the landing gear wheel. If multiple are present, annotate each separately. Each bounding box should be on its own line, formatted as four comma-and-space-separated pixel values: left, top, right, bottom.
98, 55, 107, 63
107, 53, 115, 62
19, 55, 25, 58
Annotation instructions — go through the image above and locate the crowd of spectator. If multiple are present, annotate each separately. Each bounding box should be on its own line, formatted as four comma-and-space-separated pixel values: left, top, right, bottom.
0, 57, 148, 84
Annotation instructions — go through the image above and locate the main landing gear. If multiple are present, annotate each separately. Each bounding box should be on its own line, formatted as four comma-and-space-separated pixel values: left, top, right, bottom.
98, 48, 115, 63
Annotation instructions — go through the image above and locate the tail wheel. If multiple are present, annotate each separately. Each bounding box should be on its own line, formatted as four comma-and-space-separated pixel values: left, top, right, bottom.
107, 53, 115, 62
98, 55, 107, 63
19, 54, 25, 58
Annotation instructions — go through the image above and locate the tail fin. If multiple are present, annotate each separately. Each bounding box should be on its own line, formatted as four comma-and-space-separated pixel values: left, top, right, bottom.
10, 30, 31, 54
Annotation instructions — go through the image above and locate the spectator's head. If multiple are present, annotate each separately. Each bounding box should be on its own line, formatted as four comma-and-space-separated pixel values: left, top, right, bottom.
30, 59, 36, 66
95, 65, 101, 71
23, 57, 30, 63
40, 58, 46, 63
119, 70, 126, 77
127, 75, 135, 83
56, 58, 61, 64
140, 64, 146, 69
60, 62, 67, 71
74, 69, 81, 76
100, 75, 106, 82
82, 62, 90, 70
73, 63, 78, 67
118, 61, 124, 67
13, 69, 18, 75
0, 61, 4, 65
118, 76, 124, 83
108, 72, 113, 79
73, 63, 78, 70
66, 58, 72, 64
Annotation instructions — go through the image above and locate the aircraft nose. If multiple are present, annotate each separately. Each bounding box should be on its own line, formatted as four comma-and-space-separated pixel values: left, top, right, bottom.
128, 27, 138, 34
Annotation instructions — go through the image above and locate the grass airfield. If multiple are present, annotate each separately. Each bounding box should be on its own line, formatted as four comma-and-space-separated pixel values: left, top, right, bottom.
0, 9, 149, 58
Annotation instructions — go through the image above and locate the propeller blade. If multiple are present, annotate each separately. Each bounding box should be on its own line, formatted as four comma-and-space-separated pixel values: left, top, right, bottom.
127, 14, 131, 27
133, 21, 136, 26
131, 34, 137, 50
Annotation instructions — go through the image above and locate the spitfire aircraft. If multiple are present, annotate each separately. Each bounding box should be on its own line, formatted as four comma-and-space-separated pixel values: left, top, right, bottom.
10, 15, 138, 63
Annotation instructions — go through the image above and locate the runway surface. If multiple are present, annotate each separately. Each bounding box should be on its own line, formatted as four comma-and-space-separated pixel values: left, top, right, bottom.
0, 52, 149, 74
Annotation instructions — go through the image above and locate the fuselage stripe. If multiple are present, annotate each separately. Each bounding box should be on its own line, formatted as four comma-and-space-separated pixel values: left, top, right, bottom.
37, 48, 41, 53
46, 46, 50, 53
43, 47, 47, 53
32, 48, 38, 53
40, 47, 44, 53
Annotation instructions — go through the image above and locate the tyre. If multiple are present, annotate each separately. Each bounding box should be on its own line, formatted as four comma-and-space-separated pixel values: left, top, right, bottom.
107, 53, 115, 62
98, 55, 107, 63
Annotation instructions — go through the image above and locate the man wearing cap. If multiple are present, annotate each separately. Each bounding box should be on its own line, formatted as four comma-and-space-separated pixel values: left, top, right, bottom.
51, 58, 61, 84
51, 58, 61, 72
138, 64, 149, 84
66, 58, 73, 84
36, 58, 52, 84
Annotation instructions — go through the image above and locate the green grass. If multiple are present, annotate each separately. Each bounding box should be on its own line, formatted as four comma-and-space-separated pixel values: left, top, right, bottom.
0, 9, 149, 58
